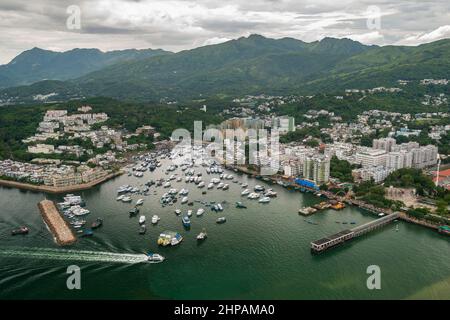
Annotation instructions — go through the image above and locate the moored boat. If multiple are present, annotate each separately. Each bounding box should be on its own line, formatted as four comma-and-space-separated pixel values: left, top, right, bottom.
91, 218, 103, 229
11, 226, 29, 236
197, 228, 207, 241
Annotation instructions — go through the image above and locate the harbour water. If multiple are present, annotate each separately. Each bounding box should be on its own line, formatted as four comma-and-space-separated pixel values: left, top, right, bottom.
0, 159, 449, 299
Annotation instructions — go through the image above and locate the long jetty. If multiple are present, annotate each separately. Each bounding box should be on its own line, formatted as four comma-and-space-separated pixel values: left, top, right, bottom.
38, 200, 77, 246
311, 212, 399, 254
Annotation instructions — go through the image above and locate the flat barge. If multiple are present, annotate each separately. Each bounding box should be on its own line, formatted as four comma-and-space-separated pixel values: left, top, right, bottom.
38, 199, 77, 246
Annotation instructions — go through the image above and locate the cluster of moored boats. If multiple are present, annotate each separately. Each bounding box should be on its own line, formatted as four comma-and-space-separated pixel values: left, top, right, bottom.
58, 194, 102, 237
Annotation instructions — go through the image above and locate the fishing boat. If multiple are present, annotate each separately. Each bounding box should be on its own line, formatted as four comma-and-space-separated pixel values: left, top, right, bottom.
182, 216, 191, 227
196, 208, 205, 216
91, 218, 103, 229
11, 226, 29, 236
258, 196, 271, 203
146, 253, 165, 263
139, 215, 146, 225
236, 202, 247, 208
196, 229, 207, 241
216, 217, 226, 224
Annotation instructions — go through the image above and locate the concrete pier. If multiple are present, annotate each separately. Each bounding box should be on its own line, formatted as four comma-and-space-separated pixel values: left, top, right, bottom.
311, 212, 399, 253
38, 200, 76, 246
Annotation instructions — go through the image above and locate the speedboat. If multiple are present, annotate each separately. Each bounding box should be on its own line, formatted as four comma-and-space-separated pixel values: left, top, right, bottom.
174, 209, 181, 215
116, 195, 125, 201
139, 215, 146, 225
222, 184, 229, 190
136, 199, 144, 206
217, 182, 224, 189
181, 196, 188, 204
217, 203, 223, 211
196, 208, 205, 216
241, 183, 248, 188
151, 215, 160, 224
241, 189, 250, 196
198, 181, 205, 188
146, 253, 165, 263
254, 185, 265, 192
216, 217, 226, 224
259, 196, 271, 203
196, 229, 207, 241
182, 216, 191, 227
207, 183, 214, 189
187, 210, 193, 217
11, 226, 29, 236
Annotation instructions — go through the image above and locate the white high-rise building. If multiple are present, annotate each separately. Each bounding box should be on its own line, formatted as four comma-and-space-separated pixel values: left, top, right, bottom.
356, 148, 387, 168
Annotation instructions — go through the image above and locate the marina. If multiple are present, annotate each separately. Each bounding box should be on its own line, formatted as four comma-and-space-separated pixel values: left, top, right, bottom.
0, 147, 449, 299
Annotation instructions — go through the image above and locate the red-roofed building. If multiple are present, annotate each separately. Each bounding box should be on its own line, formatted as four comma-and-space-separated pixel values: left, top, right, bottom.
432, 168, 450, 187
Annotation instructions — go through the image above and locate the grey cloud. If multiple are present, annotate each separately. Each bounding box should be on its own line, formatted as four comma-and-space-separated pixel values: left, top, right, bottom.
0, 0, 449, 63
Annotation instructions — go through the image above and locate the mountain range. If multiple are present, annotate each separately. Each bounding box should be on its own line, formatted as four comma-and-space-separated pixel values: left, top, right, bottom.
1, 34, 449, 104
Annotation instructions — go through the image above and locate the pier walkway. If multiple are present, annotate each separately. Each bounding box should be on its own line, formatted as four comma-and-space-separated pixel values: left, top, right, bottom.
311, 212, 399, 253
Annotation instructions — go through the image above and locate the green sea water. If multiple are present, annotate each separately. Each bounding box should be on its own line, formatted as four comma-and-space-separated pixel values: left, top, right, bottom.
0, 160, 449, 299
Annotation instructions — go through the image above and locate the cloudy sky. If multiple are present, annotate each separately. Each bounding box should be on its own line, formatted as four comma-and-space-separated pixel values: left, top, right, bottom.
0, 0, 449, 64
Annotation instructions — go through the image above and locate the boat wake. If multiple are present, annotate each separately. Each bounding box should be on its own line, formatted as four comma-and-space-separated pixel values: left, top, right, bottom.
0, 247, 148, 264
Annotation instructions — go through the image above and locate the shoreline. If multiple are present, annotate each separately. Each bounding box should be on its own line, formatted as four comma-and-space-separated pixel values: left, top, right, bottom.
0, 170, 124, 194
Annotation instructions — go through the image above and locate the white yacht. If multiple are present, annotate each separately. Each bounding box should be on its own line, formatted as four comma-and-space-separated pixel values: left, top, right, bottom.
121, 196, 132, 203
248, 192, 260, 199
259, 196, 271, 203
151, 215, 160, 224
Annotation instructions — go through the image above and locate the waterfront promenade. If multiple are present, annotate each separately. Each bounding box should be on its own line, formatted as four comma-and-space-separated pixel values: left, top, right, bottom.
0, 171, 123, 194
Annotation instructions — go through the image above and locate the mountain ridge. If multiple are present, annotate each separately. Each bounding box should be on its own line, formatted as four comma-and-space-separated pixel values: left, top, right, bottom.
0, 34, 449, 104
